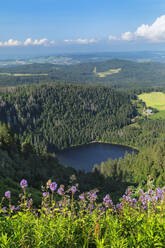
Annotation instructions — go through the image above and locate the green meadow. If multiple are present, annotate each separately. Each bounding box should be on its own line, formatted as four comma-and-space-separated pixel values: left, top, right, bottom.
138, 92, 165, 119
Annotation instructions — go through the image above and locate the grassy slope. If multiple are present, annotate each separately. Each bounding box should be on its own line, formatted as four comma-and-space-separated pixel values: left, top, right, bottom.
138, 92, 165, 119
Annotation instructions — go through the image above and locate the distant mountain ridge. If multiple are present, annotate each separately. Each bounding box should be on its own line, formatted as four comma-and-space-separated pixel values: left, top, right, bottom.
0, 58, 165, 88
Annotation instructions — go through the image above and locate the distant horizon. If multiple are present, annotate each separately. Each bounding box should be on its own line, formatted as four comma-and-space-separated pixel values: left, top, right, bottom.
1, 50, 165, 61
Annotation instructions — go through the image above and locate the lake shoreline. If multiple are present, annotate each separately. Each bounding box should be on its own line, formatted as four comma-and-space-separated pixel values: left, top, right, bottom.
63, 140, 139, 153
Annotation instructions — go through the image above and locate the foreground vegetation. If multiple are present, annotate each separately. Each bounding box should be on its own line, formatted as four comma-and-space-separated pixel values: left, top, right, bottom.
0, 178, 165, 248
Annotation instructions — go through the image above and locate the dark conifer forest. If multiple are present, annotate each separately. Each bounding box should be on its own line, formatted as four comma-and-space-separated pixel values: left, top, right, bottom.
0, 84, 136, 150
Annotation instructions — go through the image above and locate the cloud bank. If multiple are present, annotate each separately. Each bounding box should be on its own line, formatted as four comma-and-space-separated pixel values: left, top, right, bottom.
64, 38, 98, 44
0, 38, 55, 47
109, 15, 165, 43
0, 37, 98, 47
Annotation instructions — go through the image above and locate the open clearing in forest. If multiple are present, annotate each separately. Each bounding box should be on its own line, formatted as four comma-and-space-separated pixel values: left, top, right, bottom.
13, 73, 48, 77
94, 68, 121, 77
0, 73, 11, 76
138, 92, 165, 119
0, 73, 48, 77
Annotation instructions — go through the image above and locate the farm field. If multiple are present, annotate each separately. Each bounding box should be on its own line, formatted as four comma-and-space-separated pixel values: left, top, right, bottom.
95, 68, 121, 77
13, 73, 48, 77
0, 72, 11, 76
138, 92, 165, 119
0, 73, 48, 77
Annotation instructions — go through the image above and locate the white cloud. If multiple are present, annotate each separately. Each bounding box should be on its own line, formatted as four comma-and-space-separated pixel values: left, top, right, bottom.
135, 15, 165, 42
0, 39, 22, 47
0, 38, 55, 47
33, 38, 48, 45
24, 38, 54, 46
108, 32, 134, 42
24, 38, 33, 46
108, 35, 119, 41
109, 15, 165, 43
64, 38, 98, 44
121, 32, 134, 41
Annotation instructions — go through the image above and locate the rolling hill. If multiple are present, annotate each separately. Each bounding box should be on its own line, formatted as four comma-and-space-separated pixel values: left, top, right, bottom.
0, 59, 165, 88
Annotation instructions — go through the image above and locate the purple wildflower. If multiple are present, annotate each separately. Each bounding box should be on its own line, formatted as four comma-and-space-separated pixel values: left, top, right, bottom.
132, 198, 137, 204
2, 207, 7, 213
10, 205, 15, 211
162, 186, 165, 192
103, 194, 113, 208
57, 187, 64, 196
14, 206, 20, 211
98, 207, 105, 214
5, 190, 11, 199
125, 188, 132, 196
116, 203, 122, 211
43, 192, 50, 198
27, 198, 33, 208
79, 193, 85, 200
103, 194, 110, 202
50, 182, 57, 192
87, 191, 97, 202
20, 179, 28, 189
152, 195, 158, 202
148, 189, 154, 195
71, 186, 77, 194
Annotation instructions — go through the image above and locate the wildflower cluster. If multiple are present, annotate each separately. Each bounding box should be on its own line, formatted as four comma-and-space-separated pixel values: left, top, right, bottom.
1, 179, 165, 217
0, 179, 165, 247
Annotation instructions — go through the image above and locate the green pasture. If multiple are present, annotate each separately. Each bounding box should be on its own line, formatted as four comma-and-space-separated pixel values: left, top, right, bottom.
150, 110, 165, 120
138, 92, 165, 119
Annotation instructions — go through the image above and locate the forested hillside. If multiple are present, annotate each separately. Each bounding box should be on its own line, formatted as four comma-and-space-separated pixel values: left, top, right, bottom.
0, 123, 132, 204
0, 84, 136, 151
1, 84, 165, 205
1, 59, 165, 88
93, 118, 165, 188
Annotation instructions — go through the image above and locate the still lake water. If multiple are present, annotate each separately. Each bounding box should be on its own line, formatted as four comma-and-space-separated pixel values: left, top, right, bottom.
56, 143, 136, 172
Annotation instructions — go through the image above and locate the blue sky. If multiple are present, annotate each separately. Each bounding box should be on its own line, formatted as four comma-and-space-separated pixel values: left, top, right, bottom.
1, 0, 165, 56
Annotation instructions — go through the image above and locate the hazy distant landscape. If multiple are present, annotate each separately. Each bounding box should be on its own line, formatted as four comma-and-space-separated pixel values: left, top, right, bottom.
1, 50, 165, 67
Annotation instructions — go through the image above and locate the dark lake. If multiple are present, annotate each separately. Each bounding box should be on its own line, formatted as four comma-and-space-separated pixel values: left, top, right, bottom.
56, 143, 136, 172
